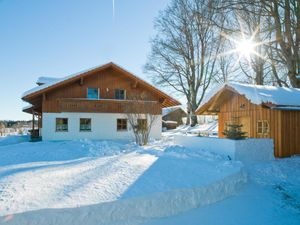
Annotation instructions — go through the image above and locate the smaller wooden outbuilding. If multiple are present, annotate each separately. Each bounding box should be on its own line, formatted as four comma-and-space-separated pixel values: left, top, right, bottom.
196, 82, 300, 158
162, 106, 187, 129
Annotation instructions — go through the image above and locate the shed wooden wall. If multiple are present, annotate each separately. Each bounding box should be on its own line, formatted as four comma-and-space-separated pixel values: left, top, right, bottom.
42, 67, 162, 114
218, 94, 286, 157
280, 111, 300, 157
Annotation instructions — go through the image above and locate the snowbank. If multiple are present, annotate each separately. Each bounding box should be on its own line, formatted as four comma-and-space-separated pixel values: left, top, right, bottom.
174, 135, 274, 162
0, 165, 246, 225
0, 138, 246, 224
167, 122, 218, 136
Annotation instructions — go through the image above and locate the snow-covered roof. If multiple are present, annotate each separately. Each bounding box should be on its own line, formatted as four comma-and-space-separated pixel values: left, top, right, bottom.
162, 106, 186, 116
198, 82, 300, 112
36, 76, 60, 85
22, 104, 33, 111
22, 64, 104, 98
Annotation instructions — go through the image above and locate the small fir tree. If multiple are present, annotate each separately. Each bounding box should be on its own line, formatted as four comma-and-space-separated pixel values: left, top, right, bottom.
223, 124, 247, 140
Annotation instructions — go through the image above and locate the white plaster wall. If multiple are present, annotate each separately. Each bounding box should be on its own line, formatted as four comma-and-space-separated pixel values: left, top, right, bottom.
42, 113, 162, 141
174, 135, 274, 162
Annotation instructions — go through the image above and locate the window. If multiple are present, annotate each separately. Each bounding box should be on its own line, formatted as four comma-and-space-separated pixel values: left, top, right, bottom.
56, 118, 68, 132
87, 88, 99, 99
80, 118, 91, 132
257, 120, 269, 135
137, 119, 147, 131
117, 119, 127, 131
115, 89, 126, 100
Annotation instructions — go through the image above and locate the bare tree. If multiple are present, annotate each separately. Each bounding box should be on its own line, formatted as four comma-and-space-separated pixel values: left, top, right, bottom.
262, 0, 300, 87
124, 95, 160, 146
220, 0, 300, 87
145, 0, 225, 126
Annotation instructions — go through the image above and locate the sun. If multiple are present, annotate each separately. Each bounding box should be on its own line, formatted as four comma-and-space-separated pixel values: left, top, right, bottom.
236, 39, 256, 60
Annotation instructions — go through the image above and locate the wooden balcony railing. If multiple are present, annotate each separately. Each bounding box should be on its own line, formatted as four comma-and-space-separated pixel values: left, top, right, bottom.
58, 98, 162, 115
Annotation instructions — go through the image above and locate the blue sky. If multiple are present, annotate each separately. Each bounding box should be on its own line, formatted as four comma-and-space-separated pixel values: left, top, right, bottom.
0, 0, 171, 120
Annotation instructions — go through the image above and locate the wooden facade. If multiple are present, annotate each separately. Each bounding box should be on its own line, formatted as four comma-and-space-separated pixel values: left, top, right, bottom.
197, 87, 300, 158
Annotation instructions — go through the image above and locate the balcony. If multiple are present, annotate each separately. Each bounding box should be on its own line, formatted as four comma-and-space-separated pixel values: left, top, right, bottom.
58, 98, 162, 115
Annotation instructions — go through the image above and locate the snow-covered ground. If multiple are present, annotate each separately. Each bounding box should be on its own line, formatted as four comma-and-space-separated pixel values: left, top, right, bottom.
0, 135, 245, 224
145, 157, 300, 225
165, 122, 218, 137
0, 134, 299, 225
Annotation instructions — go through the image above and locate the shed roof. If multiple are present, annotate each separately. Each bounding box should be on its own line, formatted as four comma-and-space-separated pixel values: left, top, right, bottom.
197, 82, 300, 114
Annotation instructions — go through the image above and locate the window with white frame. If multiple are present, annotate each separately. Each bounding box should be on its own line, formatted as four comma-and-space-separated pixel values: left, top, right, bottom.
87, 88, 99, 99
80, 118, 91, 132
56, 118, 68, 132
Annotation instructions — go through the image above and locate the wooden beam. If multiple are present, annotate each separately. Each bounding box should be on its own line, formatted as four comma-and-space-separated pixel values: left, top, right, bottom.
43, 93, 47, 101
80, 77, 84, 86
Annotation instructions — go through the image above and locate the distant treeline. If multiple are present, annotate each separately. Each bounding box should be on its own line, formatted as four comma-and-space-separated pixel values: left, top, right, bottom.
0, 120, 35, 129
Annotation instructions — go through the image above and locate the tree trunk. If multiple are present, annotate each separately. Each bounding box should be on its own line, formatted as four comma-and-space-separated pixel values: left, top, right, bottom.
289, 70, 300, 88
190, 113, 198, 127
186, 104, 191, 125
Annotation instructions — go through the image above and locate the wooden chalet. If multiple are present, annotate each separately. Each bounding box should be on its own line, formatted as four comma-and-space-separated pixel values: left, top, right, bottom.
196, 82, 300, 158
22, 62, 180, 141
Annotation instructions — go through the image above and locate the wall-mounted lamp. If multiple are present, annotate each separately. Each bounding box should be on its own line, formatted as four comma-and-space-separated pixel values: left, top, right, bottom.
240, 103, 246, 109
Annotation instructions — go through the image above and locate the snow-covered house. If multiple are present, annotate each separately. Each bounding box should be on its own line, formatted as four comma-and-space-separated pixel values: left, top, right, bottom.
22, 62, 180, 141
196, 82, 300, 157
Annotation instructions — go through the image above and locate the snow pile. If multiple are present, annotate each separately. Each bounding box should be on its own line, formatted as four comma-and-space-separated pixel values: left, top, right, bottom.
174, 135, 274, 162
165, 121, 218, 136
145, 157, 300, 225
1, 168, 246, 225
0, 136, 246, 224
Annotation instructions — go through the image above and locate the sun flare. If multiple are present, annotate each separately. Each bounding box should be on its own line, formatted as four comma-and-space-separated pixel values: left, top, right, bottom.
236, 39, 256, 60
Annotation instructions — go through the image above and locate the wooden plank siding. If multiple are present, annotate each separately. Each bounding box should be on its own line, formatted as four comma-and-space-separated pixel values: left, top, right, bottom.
41, 67, 163, 114
57, 99, 162, 115
280, 111, 300, 157
217, 94, 285, 157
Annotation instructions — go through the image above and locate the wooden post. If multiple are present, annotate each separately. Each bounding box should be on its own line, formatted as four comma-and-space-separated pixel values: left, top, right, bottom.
32, 109, 35, 138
